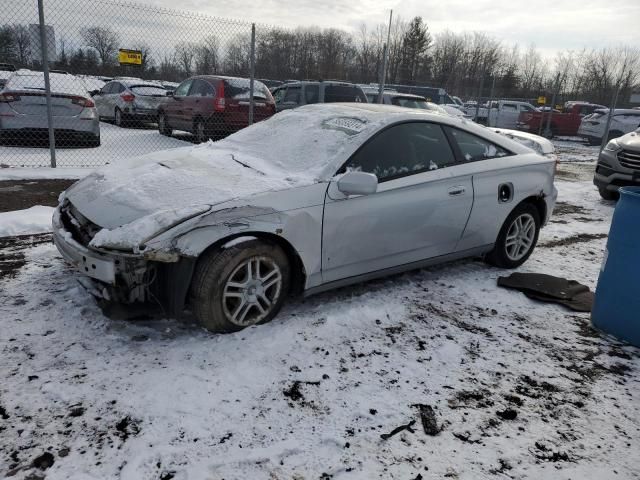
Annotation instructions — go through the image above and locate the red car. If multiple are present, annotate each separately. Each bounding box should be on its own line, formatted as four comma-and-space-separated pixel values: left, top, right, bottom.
157, 75, 275, 142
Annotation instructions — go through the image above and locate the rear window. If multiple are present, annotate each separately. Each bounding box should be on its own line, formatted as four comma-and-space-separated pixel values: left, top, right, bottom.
129, 85, 167, 96
224, 78, 270, 100
6, 73, 87, 96
324, 85, 367, 103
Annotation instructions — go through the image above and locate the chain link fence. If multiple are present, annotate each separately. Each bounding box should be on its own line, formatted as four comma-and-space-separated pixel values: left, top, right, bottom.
1, 0, 268, 167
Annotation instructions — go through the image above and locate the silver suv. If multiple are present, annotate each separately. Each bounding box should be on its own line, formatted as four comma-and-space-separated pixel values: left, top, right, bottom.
594, 128, 640, 199
272, 81, 367, 111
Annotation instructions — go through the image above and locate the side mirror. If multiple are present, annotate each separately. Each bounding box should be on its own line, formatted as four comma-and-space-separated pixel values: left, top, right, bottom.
337, 171, 378, 196
89, 89, 99, 97
166, 91, 174, 97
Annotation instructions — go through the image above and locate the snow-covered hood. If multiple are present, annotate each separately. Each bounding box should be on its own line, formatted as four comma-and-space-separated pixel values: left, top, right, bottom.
491, 128, 555, 155
615, 129, 640, 151
64, 144, 304, 232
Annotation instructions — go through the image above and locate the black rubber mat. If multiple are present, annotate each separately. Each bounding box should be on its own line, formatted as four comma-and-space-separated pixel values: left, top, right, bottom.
497, 273, 593, 312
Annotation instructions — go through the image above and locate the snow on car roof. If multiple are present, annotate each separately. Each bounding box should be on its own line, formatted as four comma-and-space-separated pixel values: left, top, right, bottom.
6, 72, 87, 96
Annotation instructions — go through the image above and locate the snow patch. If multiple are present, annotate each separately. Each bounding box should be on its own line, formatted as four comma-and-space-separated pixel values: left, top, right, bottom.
0, 205, 54, 236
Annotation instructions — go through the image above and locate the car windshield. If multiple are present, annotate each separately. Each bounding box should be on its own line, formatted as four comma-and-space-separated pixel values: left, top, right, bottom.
217, 106, 379, 180
6, 73, 87, 96
130, 85, 167, 96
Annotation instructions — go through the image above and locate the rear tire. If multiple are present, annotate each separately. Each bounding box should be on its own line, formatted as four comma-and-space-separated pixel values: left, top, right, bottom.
486, 203, 541, 269
114, 108, 125, 127
190, 240, 291, 333
193, 119, 208, 144
158, 112, 172, 136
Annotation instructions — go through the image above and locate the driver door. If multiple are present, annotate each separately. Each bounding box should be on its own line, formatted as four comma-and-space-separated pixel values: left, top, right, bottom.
321, 122, 474, 283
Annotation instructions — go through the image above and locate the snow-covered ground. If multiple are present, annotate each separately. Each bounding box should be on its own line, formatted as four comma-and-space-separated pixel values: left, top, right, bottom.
1, 141, 639, 480
0, 122, 191, 168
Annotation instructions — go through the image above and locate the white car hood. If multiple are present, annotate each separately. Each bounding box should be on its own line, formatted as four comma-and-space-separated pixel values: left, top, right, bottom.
65, 144, 302, 230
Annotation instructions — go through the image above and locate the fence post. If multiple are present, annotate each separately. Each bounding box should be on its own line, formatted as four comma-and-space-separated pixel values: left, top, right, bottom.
377, 10, 392, 103
37, 0, 56, 168
600, 86, 620, 152
248, 23, 256, 126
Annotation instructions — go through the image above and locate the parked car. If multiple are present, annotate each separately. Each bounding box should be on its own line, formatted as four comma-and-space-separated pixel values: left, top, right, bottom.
366, 91, 470, 119
468, 100, 539, 129
160, 81, 179, 92
271, 81, 367, 111
157, 75, 275, 143
0, 70, 100, 147
53, 103, 557, 333
78, 75, 106, 95
0, 69, 14, 90
517, 101, 605, 138
578, 108, 640, 145
92, 79, 167, 126
385, 84, 455, 105
593, 128, 640, 199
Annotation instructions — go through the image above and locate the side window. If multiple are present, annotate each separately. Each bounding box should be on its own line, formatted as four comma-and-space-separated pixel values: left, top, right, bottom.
448, 128, 511, 162
174, 79, 192, 97
502, 103, 518, 112
283, 86, 301, 104
520, 104, 534, 112
344, 122, 456, 182
116, 83, 126, 93
189, 79, 215, 97
272, 88, 284, 103
305, 84, 319, 104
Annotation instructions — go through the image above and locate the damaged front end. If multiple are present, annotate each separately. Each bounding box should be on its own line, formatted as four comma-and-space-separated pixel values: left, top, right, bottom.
53, 200, 196, 314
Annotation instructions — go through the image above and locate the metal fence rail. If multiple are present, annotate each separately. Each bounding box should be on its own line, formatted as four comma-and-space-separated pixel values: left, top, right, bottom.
1, 0, 261, 167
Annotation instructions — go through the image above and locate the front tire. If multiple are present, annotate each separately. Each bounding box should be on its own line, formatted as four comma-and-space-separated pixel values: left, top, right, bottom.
598, 186, 618, 201
486, 203, 541, 268
190, 240, 291, 333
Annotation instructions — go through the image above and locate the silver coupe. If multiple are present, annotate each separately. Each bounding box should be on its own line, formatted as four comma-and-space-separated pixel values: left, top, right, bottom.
53, 104, 558, 332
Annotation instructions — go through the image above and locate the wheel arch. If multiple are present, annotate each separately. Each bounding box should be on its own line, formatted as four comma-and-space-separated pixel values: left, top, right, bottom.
176, 231, 307, 314
517, 195, 547, 225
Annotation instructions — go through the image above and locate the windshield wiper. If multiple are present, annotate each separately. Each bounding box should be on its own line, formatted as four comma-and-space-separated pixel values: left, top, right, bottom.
230, 153, 264, 175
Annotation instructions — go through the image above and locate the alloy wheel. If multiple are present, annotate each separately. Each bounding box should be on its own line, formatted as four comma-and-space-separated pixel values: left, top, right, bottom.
504, 213, 536, 261
222, 256, 283, 327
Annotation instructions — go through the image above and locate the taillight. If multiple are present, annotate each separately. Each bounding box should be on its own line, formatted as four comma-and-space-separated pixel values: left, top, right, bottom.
214, 81, 225, 112
214, 97, 225, 112
0, 93, 20, 103
71, 96, 94, 108
121, 93, 135, 102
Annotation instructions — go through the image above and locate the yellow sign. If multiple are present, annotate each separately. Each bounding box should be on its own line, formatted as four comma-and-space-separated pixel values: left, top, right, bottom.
118, 49, 142, 65
537, 96, 546, 105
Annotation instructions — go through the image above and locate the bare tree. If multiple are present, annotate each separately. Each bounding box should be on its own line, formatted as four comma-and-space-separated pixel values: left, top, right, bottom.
175, 41, 197, 76
81, 26, 118, 66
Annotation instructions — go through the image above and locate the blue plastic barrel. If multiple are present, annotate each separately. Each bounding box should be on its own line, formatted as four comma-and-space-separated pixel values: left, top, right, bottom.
591, 186, 640, 347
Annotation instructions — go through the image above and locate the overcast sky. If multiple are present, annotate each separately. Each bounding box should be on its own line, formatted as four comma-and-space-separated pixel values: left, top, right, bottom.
142, 0, 639, 58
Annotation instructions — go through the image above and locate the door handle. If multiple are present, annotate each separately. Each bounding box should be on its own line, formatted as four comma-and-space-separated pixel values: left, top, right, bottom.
448, 186, 466, 196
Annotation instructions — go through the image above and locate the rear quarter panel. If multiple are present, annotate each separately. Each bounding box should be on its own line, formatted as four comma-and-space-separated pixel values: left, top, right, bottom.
456, 153, 556, 251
